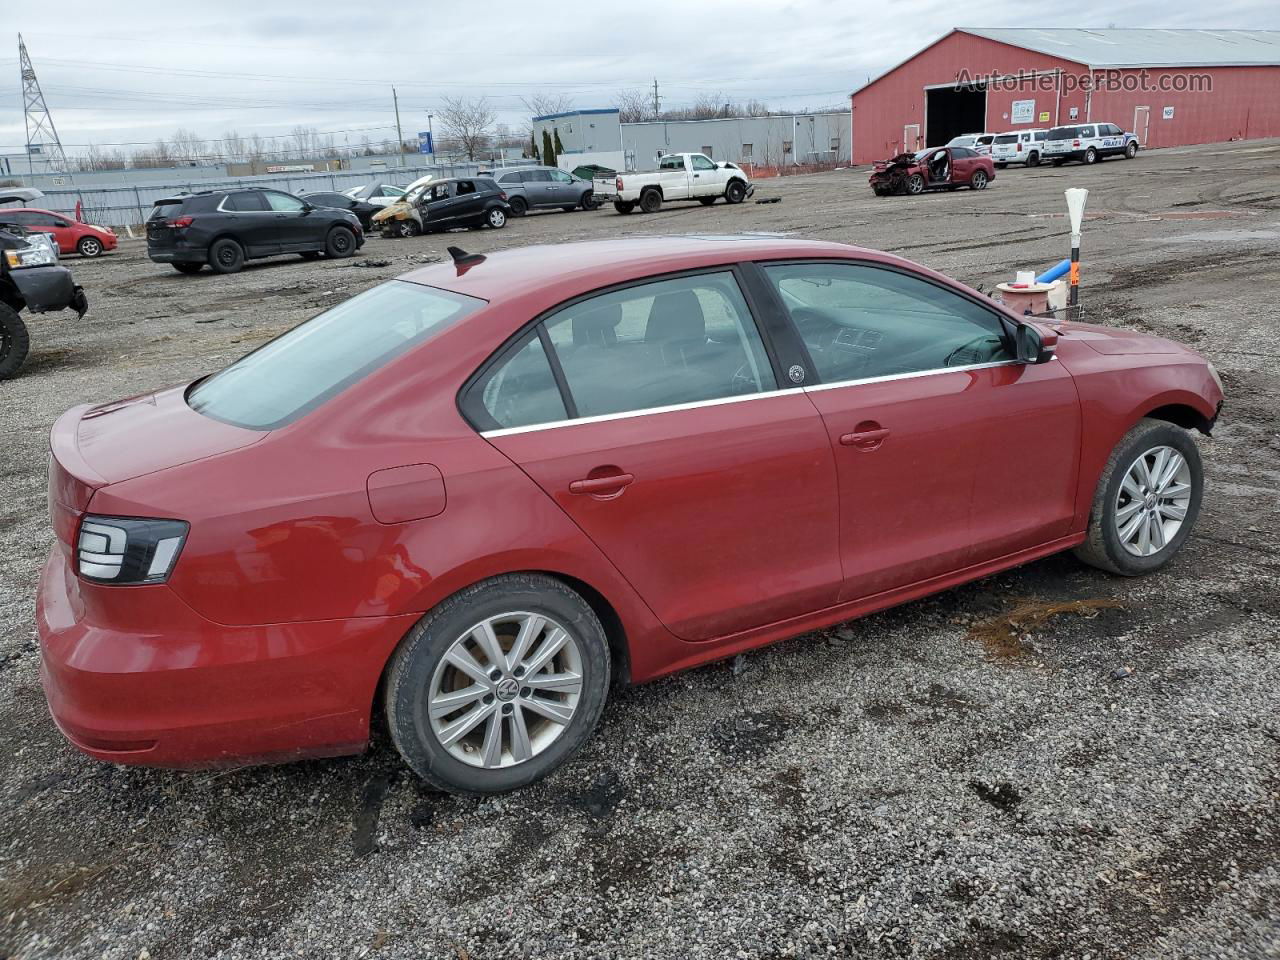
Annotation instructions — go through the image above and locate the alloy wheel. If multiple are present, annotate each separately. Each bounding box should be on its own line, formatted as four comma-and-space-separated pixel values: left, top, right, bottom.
427, 612, 583, 768
80, 238, 102, 257
1114, 445, 1192, 557
488, 209, 506, 228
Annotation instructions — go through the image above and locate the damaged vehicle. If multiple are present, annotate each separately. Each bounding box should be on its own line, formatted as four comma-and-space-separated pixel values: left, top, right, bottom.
870, 146, 996, 196
372, 177, 511, 238
0, 210, 89, 379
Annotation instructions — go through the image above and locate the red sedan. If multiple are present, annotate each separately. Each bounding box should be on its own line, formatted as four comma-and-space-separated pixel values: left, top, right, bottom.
2, 207, 118, 257
38, 237, 1223, 793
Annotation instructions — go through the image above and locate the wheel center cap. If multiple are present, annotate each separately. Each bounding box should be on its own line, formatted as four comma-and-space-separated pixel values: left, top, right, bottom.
495, 678, 519, 702
1144, 493, 1157, 511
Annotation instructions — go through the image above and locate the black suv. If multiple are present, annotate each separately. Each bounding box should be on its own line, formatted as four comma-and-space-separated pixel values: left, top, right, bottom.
147, 188, 364, 275
374, 177, 512, 237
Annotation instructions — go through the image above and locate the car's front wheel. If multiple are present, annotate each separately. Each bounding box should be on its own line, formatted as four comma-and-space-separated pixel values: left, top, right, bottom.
725, 180, 747, 204
325, 226, 357, 258
385, 574, 611, 794
1075, 418, 1204, 576
0, 303, 31, 380
77, 237, 104, 258
970, 169, 989, 190
1125, 142, 1139, 159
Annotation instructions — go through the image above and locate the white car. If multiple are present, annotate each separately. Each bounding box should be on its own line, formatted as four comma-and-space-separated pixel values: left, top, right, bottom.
991, 130, 1049, 167
946, 133, 997, 156
1043, 123, 1140, 165
593, 153, 752, 214
343, 182, 408, 208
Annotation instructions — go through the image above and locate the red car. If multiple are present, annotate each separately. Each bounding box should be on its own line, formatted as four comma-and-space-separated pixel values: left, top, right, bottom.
2, 207, 118, 257
870, 146, 996, 196
38, 237, 1223, 793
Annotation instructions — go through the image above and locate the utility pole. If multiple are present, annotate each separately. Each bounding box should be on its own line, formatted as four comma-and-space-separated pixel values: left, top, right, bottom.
393, 86, 405, 168
651, 78, 661, 119
19, 34, 70, 176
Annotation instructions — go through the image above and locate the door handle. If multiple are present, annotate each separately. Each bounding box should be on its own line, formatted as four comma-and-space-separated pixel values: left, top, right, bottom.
569, 473, 634, 495
840, 427, 890, 450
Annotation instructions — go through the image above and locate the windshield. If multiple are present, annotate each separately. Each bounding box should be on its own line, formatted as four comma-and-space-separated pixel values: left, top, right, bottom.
188, 280, 483, 430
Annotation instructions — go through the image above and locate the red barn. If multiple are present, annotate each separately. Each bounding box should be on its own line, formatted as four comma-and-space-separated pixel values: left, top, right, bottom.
850, 28, 1280, 164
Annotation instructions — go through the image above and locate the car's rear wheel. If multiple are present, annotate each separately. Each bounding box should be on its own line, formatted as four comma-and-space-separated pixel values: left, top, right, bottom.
1125, 142, 1139, 159
970, 169, 989, 190
1026, 151, 1041, 167
1074, 418, 1203, 576
325, 226, 356, 258
0, 303, 31, 380
906, 174, 926, 195
509, 196, 528, 217
580, 191, 599, 210
1084, 147, 1098, 165
639, 189, 663, 213
208, 238, 245, 274
385, 573, 611, 794
486, 207, 507, 229
77, 237, 103, 258
725, 180, 747, 204
172, 262, 204, 274
613, 201, 635, 215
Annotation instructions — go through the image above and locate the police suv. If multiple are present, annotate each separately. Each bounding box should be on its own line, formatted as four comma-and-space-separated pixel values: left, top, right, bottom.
1043, 123, 1140, 165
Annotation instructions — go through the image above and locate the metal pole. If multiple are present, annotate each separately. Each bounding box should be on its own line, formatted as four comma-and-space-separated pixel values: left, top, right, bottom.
428, 114, 434, 166
393, 87, 404, 169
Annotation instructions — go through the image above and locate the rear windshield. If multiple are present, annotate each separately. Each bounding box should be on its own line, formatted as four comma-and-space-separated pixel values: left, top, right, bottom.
993, 134, 1018, 144
149, 199, 183, 220
1047, 127, 1078, 140
187, 280, 484, 430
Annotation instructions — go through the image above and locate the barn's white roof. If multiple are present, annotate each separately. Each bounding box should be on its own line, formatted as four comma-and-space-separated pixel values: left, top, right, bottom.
960, 28, 1280, 69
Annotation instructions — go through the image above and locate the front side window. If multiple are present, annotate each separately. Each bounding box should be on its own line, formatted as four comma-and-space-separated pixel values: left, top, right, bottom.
762, 262, 1013, 384
544, 272, 776, 419
265, 192, 306, 213
189, 281, 482, 429
691, 154, 716, 170
549, 170, 572, 182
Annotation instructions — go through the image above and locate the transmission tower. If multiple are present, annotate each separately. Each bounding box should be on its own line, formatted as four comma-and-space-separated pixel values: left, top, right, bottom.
19, 34, 70, 175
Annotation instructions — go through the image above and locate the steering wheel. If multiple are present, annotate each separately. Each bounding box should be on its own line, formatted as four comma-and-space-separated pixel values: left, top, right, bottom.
943, 335, 1004, 367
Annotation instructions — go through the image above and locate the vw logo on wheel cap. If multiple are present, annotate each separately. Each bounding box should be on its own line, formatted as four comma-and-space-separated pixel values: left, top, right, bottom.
495, 678, 520, 702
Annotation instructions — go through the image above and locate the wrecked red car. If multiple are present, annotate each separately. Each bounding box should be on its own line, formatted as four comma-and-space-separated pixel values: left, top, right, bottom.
870, 146, 995, 196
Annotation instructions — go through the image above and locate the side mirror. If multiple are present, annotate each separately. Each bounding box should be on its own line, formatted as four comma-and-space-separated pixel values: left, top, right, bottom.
300, 203, 314, 213
1015, 323, 1058, 364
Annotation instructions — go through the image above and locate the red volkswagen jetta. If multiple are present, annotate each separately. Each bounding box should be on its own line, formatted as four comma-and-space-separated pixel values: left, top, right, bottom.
38, 237, 1223, 793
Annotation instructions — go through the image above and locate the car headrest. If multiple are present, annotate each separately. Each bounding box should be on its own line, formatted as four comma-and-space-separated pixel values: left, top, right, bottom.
646, 291, 705, 343
571, 303, 622, 346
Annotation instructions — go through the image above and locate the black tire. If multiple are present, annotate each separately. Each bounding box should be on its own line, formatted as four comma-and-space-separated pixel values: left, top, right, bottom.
0, 302, 31, 380
325, 226, 356, 259
385, 573, 611, 794
1125, 142, 1139, 159
725, 180, 747, 204
1074, 418, 1204, 577
580, 191, 598, 210
172, 262, 204, 274
639, 189, 663, 214
613, 201, 635, 215
77, 237, 104, 258
509, 196, 528, 217
394, 219, 420, 238
1026, 151, 1040, 167
486, 207, 507, 229
698, 196, 717, 206
1084, 147, 1098, 165
208, 237, 245, 274
906, 173, 926, 195
970, 169, 989, 190
299, 251, 321, 261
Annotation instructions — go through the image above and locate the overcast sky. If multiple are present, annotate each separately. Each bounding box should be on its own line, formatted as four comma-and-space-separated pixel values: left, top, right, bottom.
3, 0, 1278, 159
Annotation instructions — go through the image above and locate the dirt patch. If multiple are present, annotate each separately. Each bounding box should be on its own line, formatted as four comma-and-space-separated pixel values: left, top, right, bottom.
969, 598, 1125, 659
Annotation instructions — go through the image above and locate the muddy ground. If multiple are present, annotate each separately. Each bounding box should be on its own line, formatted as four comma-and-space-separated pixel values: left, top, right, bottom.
1, 140, 1278, 959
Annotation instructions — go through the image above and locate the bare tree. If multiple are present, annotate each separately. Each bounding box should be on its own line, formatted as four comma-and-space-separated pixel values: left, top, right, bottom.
221, 130, 248, 163
169, 128, 206, 162
439, 96, 495, 161
247, 132, 267, 162
614, 88, 653, 123
520, 92, 574, 118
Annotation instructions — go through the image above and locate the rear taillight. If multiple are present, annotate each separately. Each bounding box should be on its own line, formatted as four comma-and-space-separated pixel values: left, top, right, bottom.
77, 515, 189, 584
167, 215, 194, 228
500, 191, 508, 200
1016, 142, 1023, 152
1073, 140, 1081, 147
616, 177, 624, 191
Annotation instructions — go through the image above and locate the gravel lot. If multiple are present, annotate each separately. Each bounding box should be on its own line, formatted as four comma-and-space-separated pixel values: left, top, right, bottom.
2, 140, 1278, 960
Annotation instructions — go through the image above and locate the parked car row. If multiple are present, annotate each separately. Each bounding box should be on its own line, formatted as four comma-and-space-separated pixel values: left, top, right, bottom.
0, 187, 118, 258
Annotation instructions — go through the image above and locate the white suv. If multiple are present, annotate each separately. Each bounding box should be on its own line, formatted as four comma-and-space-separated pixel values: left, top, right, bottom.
1043, 123, 1140, 165
991, 130, 1048, 167
946, 133, 997, 156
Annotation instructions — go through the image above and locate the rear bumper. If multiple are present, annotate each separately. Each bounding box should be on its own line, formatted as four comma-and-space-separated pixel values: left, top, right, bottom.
36, 544, 415, 768
147, 241, 205, 264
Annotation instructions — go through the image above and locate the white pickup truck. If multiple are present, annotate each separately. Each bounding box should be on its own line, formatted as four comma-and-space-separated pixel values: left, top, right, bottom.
594, 153, 753, 214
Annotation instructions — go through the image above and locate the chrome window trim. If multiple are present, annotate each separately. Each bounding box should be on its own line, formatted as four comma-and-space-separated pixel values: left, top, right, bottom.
479, 359, 1031, 438
480, 386, 808, 438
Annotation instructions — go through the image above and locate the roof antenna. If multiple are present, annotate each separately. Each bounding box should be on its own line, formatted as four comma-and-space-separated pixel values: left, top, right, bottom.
447, 246, 486, 267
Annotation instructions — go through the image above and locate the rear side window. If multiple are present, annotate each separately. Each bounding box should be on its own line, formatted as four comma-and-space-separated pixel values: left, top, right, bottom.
1034, 131, 1047, 141
188, 281, 483, 430
475, 333, 567, 429
524, 170, 552, 182
224, 192, 267, 212
499, 172, 522, 184
762, 262, 1012, 383
993, 134, 1018, 144
1048, 126, 1077, 140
